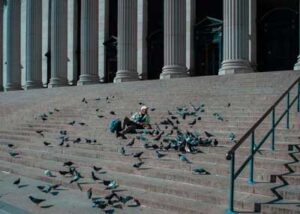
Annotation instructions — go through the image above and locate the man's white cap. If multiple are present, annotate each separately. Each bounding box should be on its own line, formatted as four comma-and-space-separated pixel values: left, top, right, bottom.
141, 106, 148, 111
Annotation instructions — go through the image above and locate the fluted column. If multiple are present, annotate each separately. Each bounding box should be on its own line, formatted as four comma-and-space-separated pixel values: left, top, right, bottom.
78, 0, 99, 85
5, 0, 22, 91
160, 0, 187, 79
48, 0, 68, 88
0, 1, 3, 91
219, 0, 252, 75
249, 0, 257, 70
25, 0, 43, 89
186, 0, 196, 76
98, 0, 109, 82
114, 0, 139, 83
294, 0, 300, 70
137, 0, 147, 79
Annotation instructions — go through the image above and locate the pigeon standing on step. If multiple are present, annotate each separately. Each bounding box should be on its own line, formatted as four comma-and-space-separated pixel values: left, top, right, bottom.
28, 196, 46, 206
126, 138, 135, 146
178, 154, 192, 164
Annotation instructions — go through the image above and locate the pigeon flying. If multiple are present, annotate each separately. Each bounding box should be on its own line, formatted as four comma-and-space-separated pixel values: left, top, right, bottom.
93, 166, 102, 172
91, 171, 101, 181
13, 178, 21, 185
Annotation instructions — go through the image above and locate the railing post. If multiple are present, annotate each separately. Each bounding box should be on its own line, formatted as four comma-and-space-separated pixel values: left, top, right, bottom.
271, 109, 275, 151
297, 80, 300, 112
226, 152, 236, 214
286, 91, 290, 129
248, 131, 255, 184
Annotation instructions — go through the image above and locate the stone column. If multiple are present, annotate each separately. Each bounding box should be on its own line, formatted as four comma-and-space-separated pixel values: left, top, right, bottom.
161, 0, 187, 79
0, 1, 3, 91
42, 0, 50, 86
219, 0, 252, 75
67, 0, 77, 85
249, 0, 257, 70
48, 0, 68, 88
137, 0, 147, 79
5, 0, 22, 91
114, 0, 139, 83
78, 0, 99, 85
294, 0, 300, 70
186, 0, 196, 76
98, 0, 109, 82
25, 0, 43, 89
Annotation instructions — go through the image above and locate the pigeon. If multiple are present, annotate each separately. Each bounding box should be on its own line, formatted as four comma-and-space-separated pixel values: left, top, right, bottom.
133, 151, 143, 158
119, 195, 134, 204
70, 174, 81, 183
9, 152, 19, 157
213, 139, 219, 147
151, 144, 159, 150
82, 98, 88, 103
36, 130, 44, 137
28, 196, 46, 205
13, 178, 21, 185
68, 121, 76, 125
54, 108, 60, 112
189, 119, 196, 126
59, 170, 70, 176
153, 131, 164, 141
197, 116, 201, 121
92, 198, 107, 209
44, 170, 55, 177
204, 131, 214, 138
228, 133, 236, 142
93, 166, 102, 172
87, 188, 92, 199
73, 138, 81, 144
91, 171, 101, 181
107, 181, 118, 190
43, 141, 51, 146
150, 108, 156, 112
126, 138, 135, 146
120, 147, 126, 156
227, 103, 231, 107
37, 185, 53, 193
97, 115, 104, 118
167, 110, 173, 115
95, 97, 101, 101
60, 130, 67, 135
63, 161, 74, 167
155, 151, 166, 159
7, 144, 14, 148
78, 122, 86, 126
48, 111, 53, 115
193, 168, 210, 175
127, 198, 141, 207
178, 154, 192, 164
133, 162, 144, 169
85, 138, 92, 144
110, 111, 115, 115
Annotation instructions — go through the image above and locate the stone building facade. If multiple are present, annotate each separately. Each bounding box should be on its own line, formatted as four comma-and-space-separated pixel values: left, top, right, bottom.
0, 0, 299, 91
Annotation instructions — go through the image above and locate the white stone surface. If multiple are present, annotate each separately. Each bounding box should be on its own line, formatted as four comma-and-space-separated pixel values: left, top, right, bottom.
114, 0, 139, 82
48, 0, 68, 88
78, 0, 100, 85
219, 0, 253, 75
5, 0, 22, 91
137, 0, 147, 79
186, 0, 195, 76
25, 0, 43, 89
161, 0, 187, 79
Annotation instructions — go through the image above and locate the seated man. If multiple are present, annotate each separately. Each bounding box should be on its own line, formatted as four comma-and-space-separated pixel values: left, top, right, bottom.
118, 106, 151, 137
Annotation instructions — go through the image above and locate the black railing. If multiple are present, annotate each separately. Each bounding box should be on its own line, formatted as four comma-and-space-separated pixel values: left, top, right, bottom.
225, 77, 300, 214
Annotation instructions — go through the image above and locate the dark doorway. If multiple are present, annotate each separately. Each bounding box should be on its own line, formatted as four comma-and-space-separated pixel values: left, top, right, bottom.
104, 0, 118, 83
257, 0, 299, 71
194, 1, 223, 76
75, 0, 81, 82
147, 0, 163, 80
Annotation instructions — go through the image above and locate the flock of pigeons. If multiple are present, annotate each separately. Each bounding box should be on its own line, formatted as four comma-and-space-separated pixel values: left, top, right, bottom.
5, 95, 237, 213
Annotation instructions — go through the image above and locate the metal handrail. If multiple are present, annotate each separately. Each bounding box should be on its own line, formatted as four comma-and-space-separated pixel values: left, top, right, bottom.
225, 77, 300, 214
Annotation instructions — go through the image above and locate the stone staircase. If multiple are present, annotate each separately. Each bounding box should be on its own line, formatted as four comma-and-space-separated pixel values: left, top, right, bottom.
0, 71, 299, 214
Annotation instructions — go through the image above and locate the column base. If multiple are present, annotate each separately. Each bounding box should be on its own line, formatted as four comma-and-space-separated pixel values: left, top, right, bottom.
113, 70, 139, 83
219, 60, 253, 75
77, 74, 100, 86
294, 57, 300, 70
160, 65, 187, 79
4, 83, 23, 91
24, 81, 44, 90
48, 77, 68, 88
